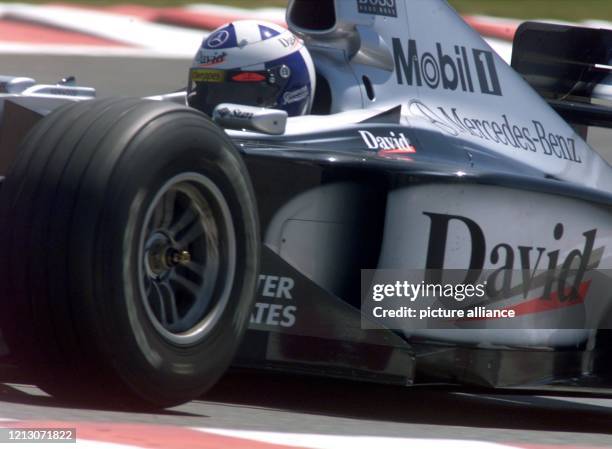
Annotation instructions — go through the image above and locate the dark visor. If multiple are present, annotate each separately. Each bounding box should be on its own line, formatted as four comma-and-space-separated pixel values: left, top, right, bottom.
188, 66, 290, 115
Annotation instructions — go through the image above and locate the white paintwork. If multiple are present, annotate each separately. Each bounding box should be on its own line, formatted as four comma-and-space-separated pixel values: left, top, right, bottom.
378, 183, 612, 346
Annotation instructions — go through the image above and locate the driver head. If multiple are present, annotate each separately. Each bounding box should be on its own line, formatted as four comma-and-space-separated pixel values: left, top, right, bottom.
187, 20, 316, 117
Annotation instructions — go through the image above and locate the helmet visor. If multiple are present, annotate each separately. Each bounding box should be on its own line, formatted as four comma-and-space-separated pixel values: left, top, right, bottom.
187, 66, 290, 115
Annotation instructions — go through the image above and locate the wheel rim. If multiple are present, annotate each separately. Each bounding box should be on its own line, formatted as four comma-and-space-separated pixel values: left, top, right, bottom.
138, 172, 236, 346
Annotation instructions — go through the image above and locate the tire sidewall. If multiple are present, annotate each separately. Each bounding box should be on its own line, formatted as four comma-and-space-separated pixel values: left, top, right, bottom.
92, 114, 258, 401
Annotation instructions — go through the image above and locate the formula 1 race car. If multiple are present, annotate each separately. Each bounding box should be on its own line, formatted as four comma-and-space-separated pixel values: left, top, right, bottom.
2, 0, 612, 408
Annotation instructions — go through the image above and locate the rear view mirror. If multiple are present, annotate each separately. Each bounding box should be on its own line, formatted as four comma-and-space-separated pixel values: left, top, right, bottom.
212, 103, 287, 135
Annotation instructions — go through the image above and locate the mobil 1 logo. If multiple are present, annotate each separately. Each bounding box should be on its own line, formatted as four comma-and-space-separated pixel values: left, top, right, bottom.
357, 0, 397, 17
393, 38, 502, 96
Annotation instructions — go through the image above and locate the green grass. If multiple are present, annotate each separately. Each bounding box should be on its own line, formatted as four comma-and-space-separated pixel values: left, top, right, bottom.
10, 0, 612, 22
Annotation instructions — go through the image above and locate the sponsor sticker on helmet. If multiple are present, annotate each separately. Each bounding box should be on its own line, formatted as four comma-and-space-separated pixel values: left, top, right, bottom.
283, 86, 309, 105
191, 69, 225, 83
279, 35, 300, 49
279, 65, 292, 79
196, 51, 227, 67
232, 72, 267, 82
206, 29, 231, 48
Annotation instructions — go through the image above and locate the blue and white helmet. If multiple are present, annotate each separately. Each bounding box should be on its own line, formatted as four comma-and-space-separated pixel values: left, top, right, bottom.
187, 20, 316, 117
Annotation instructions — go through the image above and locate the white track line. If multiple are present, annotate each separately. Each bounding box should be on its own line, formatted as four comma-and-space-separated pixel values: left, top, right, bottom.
0, 43, 196, 58
33, 441, 143, 449
0, 3, 205, 56
196, 428, 523, 449
582, 19, 612, 29
186, 4, 286, 23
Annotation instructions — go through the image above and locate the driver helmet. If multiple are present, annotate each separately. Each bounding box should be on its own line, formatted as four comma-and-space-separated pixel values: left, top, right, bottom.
187, 20, 316, 117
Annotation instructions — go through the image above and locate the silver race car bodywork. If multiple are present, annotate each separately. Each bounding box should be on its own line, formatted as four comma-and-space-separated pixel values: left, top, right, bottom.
1, 0, 612, 398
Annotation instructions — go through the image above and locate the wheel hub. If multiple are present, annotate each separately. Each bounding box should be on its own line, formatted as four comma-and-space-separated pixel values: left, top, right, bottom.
145, 233, 192, 278
137, 173, 236, 345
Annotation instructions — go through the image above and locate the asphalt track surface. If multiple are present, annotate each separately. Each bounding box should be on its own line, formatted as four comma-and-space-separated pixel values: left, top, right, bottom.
1, 54, 612, 447
0, 54, 192, 98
